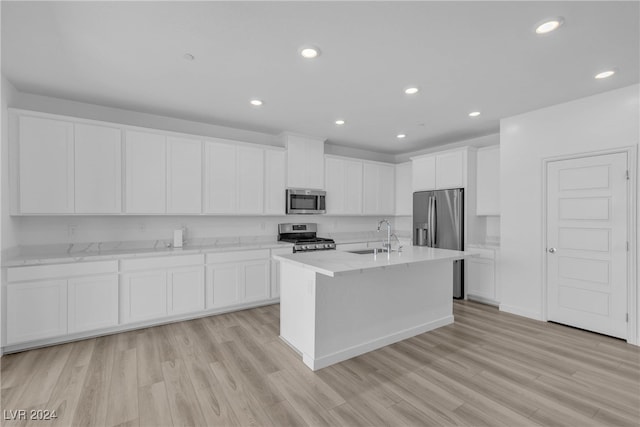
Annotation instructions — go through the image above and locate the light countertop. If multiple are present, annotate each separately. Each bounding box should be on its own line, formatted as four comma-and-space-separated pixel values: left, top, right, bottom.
273, 246, 475, 277
3, 238, 294, 268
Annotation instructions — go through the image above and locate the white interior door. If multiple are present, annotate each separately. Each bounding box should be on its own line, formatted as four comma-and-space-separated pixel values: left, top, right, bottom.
546, 152, 628, 339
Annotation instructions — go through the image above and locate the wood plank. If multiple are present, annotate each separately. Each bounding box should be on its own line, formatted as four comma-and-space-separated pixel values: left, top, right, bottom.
2, 301, 638, 427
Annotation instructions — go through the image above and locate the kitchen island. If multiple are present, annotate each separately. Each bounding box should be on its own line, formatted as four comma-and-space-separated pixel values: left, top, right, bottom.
273, 246, 474, 370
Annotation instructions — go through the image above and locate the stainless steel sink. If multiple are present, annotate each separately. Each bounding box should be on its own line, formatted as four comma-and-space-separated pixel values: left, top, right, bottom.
347, 249, 386, 255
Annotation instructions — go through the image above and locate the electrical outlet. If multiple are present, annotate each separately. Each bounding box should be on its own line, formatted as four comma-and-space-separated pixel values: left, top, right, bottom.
260, 222, 266, 231
68, 224, 77, 237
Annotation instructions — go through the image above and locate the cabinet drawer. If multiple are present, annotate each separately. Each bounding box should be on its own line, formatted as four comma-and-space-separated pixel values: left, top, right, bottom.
8, 260, 118, 283
120, 254, 204, 271
206, 249, 269, 264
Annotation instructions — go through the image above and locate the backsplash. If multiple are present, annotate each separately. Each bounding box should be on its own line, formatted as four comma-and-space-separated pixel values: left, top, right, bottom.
9, 215, 399, 248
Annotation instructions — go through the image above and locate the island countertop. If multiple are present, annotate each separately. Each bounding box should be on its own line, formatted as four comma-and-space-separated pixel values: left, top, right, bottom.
273, 246, 474, 277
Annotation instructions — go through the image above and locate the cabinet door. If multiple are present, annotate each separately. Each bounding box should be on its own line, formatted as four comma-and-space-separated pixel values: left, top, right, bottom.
363, 162, 394, 215
121, 271, 167, 323
270, 248, 292, 298
285, 135, 324, 189
436, 150, 465, 189
395, 162, 412, 216
167, 136, 202, 214
306, 139, 325, 190
378, 163, 395, 215
168, 266, 205, 315
264, 150, 286, 215
68, 275, 118, 333
204, 141, 237, 213
476, 146, 500, 215
19, 116, 74, 213
74, 123, 122, 214
125, 131, 166, 213
237, 146, 264, 214
412, 156, 436, 192
324, 157, 346, 214
466, 259, 495, 300
206, 264, 240, 308
363, 163, 379, 214
344, 160, 364, 214
7, 280, 67, 344
243, 260, 270, 302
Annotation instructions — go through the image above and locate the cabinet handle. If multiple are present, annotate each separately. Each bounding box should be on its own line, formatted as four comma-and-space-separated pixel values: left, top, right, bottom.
548, 248, 557, 253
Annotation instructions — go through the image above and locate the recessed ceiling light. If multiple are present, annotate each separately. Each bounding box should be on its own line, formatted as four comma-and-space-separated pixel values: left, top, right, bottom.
469, 111, 481, 117
397, 134, 406, 139
535, 18, 564, 34
250, 99, 263, 107
300, 47, 320, 59
404, 87, 419, 95
595, 70, 616, 79
335, 119, 345, 125
183, 53, 195, 61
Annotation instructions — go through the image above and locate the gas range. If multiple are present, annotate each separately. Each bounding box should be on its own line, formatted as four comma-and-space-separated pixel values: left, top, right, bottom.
278, 223, 336, 253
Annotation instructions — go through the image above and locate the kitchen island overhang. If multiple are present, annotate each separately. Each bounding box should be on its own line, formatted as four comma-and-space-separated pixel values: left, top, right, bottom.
273, 247, 476, 371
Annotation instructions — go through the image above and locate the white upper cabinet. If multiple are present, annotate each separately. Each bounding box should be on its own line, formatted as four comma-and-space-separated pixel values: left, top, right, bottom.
283, 133, 325, 189
395, 161, 412, 216
435, 150, 465, 189
74, 123, 122, 214
237, 146, 265, 214
167, 136, 202, 214
264, 149, 286, 215
412, 148, 467, 192
204, 141, 237, 213
325, 156, 363, 215
18, 116, 74, 213
476, 145, 500, 215
125, 130, 167, 213
363, 162, 395, 215
412, 155, 436, 192
204, 140, 265, 214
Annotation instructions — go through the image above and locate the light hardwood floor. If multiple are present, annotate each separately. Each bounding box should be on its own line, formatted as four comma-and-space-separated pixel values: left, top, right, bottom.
1, 301, 639, 426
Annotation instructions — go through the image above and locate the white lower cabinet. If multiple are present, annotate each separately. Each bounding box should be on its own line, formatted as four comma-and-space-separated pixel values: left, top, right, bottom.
121, 270, 168, 323
270, 247, 293, 298
167, 267, 205, 315
120, 255, 205, 324
5, 261, 118, 345
7, 280, 68, 345
465, 247, 499, 305
68, 275, 119, 333
206, 249, 271, 309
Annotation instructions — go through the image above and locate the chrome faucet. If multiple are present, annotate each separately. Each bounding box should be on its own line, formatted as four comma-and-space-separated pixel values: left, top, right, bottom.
377, 219, 391, 252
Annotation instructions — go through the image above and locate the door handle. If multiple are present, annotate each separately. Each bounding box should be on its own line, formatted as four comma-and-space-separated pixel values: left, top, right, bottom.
548, 248, 557, 253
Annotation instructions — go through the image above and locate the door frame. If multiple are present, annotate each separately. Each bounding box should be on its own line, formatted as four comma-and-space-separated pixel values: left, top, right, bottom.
541, 146, 637, 345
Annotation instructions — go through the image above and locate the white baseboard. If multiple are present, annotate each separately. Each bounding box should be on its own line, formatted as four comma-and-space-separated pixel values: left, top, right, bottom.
2, 298, 280, 354
304, 315, 454, 371
499, 303, 543, 321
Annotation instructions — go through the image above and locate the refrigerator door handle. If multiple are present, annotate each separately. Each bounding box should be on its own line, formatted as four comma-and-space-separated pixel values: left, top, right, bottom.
431, 196, 437, 246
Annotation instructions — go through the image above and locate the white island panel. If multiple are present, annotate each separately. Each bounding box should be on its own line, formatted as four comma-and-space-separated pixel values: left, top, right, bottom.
278, 246, 472, 371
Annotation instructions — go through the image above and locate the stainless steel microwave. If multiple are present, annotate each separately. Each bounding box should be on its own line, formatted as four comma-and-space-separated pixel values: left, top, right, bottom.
286, 189, 326, 214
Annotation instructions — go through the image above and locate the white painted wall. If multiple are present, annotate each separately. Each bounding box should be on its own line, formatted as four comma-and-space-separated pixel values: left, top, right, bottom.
1, 75, 19, 354
500, 85, 639, 342
12, 215, 391, 247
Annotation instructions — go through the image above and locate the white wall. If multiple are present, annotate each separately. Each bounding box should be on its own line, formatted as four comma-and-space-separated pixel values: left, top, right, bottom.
12, 215, 391, 247
500, 85, 639, 342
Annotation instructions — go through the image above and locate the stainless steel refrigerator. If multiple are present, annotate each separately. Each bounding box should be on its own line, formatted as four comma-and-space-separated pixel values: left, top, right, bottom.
413, 188, 464, 298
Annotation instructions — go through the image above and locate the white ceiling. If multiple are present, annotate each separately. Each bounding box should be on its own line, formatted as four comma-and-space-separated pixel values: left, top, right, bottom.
2, 1, 638, 154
